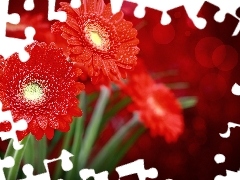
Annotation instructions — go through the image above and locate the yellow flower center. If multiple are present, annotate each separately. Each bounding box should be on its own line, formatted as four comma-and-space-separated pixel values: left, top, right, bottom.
84, 23, 110, 51
23, 83, 43, 101
90, 31, 102, 46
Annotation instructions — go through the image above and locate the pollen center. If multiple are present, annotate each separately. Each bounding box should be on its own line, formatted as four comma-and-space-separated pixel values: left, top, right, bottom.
147, 96, 165, 116
23, 83, 43, 101
90, 31, 102, 46
84, 22, 110, 51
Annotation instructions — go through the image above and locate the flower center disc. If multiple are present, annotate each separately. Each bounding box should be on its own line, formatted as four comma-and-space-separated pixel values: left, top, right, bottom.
90, 31, 102, 46
147, 96, 165, 116
23, 83, 43, 101
84, 23, 110, 51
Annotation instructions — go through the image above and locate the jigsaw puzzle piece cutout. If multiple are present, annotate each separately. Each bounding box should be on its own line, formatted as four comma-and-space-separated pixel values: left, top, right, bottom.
110, 0, 206, 29
0, 156, 15, 180
215, 170, 240, 180
110, 0, 240, 35
70, 0, 81, 8
21, 164, 50, 180
232, 83, 240, 96
219, 122, 240, 138
79, 169, 109, 180
198, 2, 239, 39
0, 0, 36, 62
48, 0, 81, 22
0, 102, 28, 150
116, 159, 158, 180
20, 149, 73, 180
0, 27, 35, 62
48, 0, 67, 22
177, 0, 207, 29
58, 149, 74, 171
24, 0, 35, 11
206, 0, 240, 23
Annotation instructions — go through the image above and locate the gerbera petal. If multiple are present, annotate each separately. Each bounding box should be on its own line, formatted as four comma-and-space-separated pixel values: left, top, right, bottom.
17, 129, 30, 141
67, 37, 82, 46
49, 119, 59, 129
37, 117, 48, 130
0, 121, 11, 132
101, 59, 121, 80
29, 119, 44, 140
62, 32, 73, 40
72, 47, 93, 62
51, 21, 63, 34
82, 0, 104, 14
74, 82, 85, 94
68, 105, 82, 117
101, 3, 112, 20
45, 126, 54, 140
116, 20, 138, 42
121, 38, 139, 47
116, 46, 139, 66
60, 24, 79, 37
62, 115, 73, 123
66, 15, 80, 32
70, 45, 84, 54
58, 120, 68, 131
60, 2, 79, 17
110, 11, 124, 23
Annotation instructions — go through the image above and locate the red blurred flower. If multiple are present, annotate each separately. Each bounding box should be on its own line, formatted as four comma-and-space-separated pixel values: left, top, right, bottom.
0, 42, 84, 140
123, 64, 184, 143
51, 0, 139, 84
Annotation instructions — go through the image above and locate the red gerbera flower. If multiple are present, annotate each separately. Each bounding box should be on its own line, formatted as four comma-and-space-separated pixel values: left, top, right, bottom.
0, 42, 84, 140
123, 64, 184, 143
51, 0, 139, 84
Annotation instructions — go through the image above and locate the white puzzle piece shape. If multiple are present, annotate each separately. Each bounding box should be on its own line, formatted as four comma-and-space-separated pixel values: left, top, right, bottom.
0, 102, 28, 150
20, 149, 73, 180
110, 0, 240, 36
0, 156, 15, 180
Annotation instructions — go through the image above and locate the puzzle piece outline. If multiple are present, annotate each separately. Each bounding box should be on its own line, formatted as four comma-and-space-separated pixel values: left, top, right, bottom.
110, 0, 240, 36
0, 156, 15, 180
0, 102, 28, 150
20, 149, 73, 180
0, 0, 81, 63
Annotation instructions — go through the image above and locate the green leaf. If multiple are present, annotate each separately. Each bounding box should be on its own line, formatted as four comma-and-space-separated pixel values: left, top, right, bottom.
106, 127, 145, 173
78, 86, 110, 169
178, 96, 198, 109
90, 113, 143, 172
99, 96, 131, 135
7, 135, 30, 180
65, 91, 87, 180
166, 82, 189, 89
53, 119, 76, 179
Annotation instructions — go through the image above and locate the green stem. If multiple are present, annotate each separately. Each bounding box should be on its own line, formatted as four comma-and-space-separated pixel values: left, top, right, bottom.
107, 127, 145, 173
89, 113, 140, 171
99, 97, 131, 134
4, 139, 14, 159
7, 135, 30, 180
65, 91, 87, 180
48, 131, 63, 154
53, 121, 76, 180
78, 86, 110, 169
